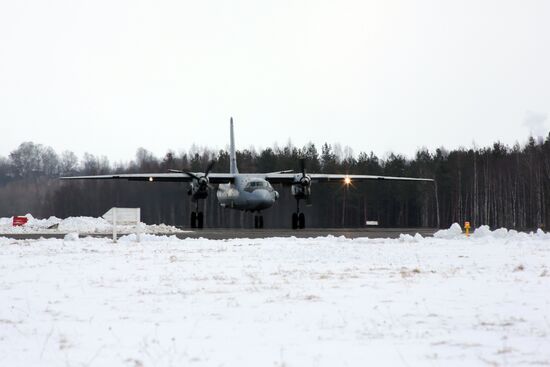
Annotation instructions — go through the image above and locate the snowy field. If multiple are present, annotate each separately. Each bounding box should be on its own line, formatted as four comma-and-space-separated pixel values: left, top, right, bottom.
1, 226, 549, 366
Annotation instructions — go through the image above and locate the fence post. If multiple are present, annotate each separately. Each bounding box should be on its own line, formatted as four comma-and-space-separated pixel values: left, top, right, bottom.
113, 208, 117, 243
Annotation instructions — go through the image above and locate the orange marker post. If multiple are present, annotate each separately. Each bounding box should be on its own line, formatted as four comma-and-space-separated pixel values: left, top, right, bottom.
464, 221, 471, 237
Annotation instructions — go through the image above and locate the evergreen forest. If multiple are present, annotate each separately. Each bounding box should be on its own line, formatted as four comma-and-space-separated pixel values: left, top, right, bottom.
1, 135, 549, 230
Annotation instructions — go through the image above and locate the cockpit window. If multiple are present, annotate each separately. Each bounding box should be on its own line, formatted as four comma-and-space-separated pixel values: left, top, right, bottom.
244, 180, 273, 192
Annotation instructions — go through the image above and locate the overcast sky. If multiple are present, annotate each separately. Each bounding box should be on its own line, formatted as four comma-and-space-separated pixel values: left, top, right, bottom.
1, 0, 549, 162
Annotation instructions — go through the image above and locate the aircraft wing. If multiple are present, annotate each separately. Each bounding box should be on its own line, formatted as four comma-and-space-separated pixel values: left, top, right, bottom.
264, 173, 434, 184
60, 172, 235, 184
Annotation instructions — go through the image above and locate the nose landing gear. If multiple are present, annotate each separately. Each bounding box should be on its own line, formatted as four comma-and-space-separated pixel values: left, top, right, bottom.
254, 214, 264, 229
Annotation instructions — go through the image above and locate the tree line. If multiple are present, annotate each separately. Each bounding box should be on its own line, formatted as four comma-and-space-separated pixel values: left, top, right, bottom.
0, 135, 549, 230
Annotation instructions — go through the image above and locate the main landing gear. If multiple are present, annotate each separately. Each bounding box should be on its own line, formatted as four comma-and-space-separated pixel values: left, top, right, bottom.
190, 202, 204, 229
254, 214, 264, 229
292, 199, 306, 229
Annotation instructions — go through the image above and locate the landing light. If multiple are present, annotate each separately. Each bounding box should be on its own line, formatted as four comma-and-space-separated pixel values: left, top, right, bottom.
149, 177, 154, 182
344, 177, 351, 185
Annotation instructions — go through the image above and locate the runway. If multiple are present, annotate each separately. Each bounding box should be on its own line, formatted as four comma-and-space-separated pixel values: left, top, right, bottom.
1, 228, 437, 240
175, 227, 438, 239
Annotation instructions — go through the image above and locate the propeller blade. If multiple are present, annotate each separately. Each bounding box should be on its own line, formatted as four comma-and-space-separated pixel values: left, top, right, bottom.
182, 170, 201, 180
205, 160, 216, 176
300, 158, 306, 177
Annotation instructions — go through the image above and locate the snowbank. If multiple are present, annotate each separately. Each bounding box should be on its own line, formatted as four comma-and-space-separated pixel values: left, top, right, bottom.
0, 214, 183, 234
398, 233, 424, 242
434, 223, 550, 241
63, 232, 79, 241
433, 222, 463, 239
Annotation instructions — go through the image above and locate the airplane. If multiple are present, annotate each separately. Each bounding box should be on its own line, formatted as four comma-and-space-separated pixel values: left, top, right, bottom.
61, 118, 434, 229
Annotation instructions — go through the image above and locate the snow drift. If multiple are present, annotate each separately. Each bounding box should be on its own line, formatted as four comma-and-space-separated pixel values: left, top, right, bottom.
0, 214, 183, 234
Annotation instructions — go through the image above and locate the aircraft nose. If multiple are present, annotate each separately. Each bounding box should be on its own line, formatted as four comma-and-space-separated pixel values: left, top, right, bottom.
257, 189, 274, 202
252, 189, 275, 209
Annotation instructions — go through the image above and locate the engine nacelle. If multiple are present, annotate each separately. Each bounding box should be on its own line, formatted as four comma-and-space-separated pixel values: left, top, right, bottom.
188, 176, 209, 200
291, 174, 311, 200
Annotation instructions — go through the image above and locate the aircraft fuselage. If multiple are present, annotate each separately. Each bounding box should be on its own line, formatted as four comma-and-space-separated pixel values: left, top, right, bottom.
217, 175, 279, 212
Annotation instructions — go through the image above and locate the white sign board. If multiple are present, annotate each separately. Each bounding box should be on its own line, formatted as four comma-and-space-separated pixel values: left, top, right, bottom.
103, 207, 140, 225
366, 220, 379, 226
102, 207, 141, 242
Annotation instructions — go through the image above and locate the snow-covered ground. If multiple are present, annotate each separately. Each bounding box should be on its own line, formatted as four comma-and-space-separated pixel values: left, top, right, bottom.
0, 214, 183, 234
0, 226, 549, 366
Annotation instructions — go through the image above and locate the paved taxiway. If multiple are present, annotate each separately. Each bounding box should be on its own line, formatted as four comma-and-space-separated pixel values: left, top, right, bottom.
1, 228, 437, 240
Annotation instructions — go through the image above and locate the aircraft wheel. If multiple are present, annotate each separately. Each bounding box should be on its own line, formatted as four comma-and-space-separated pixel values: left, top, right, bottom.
197, 212, 204, 229
191, 212, 197, 228
298, 213, 305, 229
292, 213, 298, 229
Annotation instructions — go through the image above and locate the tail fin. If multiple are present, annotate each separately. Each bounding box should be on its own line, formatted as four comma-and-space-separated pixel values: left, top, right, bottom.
229, 117, 239, 174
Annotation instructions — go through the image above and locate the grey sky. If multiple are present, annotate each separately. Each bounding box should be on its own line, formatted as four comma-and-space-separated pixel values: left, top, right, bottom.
1, 0, 549, 162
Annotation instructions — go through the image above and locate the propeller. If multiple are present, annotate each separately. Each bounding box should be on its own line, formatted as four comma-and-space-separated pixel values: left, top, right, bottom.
297, 158, 311, 187
293, 158, 312, 205
170, 160, 216, 195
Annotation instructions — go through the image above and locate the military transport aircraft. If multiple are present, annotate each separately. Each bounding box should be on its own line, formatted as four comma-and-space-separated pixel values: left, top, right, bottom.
61, 118, 434, 229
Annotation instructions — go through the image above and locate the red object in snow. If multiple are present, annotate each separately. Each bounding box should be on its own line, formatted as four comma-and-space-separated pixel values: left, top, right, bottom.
12, 216, 28, 226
